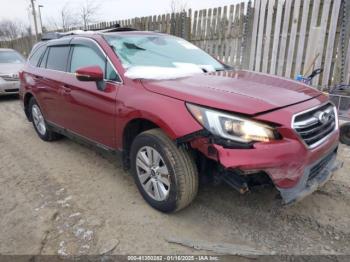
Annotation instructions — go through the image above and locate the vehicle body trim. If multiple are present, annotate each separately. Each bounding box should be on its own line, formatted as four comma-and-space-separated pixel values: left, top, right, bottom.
47, 120, 120, 153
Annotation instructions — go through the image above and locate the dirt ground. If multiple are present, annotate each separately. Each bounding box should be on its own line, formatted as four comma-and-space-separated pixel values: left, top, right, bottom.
1, 95, 350, 257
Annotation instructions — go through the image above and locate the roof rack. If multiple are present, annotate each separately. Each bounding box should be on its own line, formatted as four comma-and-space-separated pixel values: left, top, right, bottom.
92, 23, 137, 33
101, 27, 138, 33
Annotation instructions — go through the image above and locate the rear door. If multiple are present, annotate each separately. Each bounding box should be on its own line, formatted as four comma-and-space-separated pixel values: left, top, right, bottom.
34, 40, 71, 126
61, 37, 122, 148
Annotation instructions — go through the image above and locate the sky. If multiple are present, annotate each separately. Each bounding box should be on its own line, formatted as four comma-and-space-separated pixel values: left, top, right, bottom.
0, 0, 244, 30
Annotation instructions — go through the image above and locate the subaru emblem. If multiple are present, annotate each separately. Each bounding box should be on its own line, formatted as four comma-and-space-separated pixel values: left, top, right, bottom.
318, 111, 331, 124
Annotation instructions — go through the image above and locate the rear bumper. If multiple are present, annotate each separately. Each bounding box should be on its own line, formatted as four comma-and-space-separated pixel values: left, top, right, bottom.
0, 81, 20, 95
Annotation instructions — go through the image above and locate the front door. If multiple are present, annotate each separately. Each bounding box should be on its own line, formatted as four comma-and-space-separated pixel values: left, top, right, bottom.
62, 39, 122, 149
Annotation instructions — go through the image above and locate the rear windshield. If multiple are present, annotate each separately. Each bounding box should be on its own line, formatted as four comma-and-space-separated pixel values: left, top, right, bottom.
105, 35, 225, 72
0, 50, 24, 64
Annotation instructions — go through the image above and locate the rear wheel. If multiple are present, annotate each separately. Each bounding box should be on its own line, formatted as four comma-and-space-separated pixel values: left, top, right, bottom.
130, 129, 198, 212
340, 123, 350, 146
29, 97, 62, 141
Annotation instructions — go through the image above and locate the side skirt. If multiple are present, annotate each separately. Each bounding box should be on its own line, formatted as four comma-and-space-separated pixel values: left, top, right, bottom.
47, 121, 122, 157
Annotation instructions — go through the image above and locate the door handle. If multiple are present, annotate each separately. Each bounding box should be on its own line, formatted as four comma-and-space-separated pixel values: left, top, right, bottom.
34, 75, 43, 80
61, 84, 71, 93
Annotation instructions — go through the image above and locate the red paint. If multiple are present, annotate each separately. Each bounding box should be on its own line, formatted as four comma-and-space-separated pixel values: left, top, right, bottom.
75, 66, 104, 82
20, 32, 339, 191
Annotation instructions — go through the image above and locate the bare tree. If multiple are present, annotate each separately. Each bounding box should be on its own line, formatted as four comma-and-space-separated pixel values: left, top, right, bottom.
170, 0, 188, 13
45, 2, 79, 32
60, 3, 79, 31
0, 19, 27, 41
79, 0, 100, 30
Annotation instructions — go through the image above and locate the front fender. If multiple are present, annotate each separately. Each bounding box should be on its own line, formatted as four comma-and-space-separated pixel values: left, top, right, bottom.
115, 83, 202, 149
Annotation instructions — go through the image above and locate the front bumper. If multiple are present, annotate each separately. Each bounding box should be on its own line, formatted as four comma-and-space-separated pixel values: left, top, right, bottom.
189, 97, 341, 204
191, 131, 340, 204
0, 81, 20, 95
277, 148, 342, 204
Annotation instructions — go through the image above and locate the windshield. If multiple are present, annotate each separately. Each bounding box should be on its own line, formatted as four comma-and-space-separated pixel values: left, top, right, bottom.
0, 50, 24, 64
105, 35, 226, 72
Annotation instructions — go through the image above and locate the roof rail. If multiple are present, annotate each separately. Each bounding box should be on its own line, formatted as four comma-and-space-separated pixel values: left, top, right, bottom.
101, 27, 138, 33
41, 30, 94, 41
41, 32, 64, 41
41, 25, 138, 41
93, 23, 137, 33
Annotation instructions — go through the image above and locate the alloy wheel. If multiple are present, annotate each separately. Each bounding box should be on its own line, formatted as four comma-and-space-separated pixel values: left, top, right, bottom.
136, 146, 171, 201
32, 104, 46, 136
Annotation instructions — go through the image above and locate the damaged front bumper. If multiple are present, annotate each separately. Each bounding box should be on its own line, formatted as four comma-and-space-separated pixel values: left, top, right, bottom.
277, 149, 343, 205
187, 125, 341, 204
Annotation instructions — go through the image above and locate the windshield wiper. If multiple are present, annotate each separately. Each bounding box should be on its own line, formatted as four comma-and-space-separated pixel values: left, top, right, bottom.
123, 42, 146, 51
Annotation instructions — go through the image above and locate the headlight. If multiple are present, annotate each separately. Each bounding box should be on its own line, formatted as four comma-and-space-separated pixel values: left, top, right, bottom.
186, 103, 277, 143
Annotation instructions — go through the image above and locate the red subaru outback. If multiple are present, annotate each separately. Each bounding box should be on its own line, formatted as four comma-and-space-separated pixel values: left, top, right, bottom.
20, 30, 340, 212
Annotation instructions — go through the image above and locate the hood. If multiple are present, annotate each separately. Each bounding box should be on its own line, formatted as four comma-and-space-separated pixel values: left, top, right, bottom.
140, 70, 322, 115
0, 63, 24, 75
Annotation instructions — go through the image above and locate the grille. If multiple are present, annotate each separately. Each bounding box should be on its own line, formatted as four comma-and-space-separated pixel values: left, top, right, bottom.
5, 88, 19, 92
293, 103, 336, 148
308, 152, 334, 181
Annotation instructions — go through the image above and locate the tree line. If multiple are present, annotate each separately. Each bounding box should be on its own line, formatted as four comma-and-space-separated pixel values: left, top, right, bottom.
0, 0, 188, 41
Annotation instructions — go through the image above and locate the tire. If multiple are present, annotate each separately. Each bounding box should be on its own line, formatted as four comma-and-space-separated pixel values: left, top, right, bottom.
29, 97, 62, 142
130, 128, 198, 213
340, 123, 350, 146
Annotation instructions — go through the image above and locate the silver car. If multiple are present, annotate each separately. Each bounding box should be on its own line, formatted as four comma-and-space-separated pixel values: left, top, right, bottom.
0, 48, 25, 96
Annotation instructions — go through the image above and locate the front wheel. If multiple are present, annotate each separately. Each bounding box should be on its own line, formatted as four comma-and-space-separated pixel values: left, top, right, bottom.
130, 129, 198, 212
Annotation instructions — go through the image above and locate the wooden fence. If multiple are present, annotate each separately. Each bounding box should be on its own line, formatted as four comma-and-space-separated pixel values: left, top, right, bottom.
248, 0, 349, 88
189, 3, 252, 68
78, 3, 253, 69
0, 35, 37, 57
1, 0, 350, 87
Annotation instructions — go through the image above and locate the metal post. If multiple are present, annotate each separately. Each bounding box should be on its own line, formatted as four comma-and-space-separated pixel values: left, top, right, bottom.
38, 5, 44, 33
30, 0, 39, 40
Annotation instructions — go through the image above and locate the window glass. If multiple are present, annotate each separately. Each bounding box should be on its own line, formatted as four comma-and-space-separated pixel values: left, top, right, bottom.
0, 50, 25, 64
70, 45, 105, 73
28, 45, 46, 66
39, 48, 49, 68
105, 35, 225, 71
70, 45, 120, 82
106, 61, 121, 82
46, 46, 70, 71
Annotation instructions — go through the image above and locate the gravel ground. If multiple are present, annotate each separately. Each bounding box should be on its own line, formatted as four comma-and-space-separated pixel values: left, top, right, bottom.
0, 95, 350, 256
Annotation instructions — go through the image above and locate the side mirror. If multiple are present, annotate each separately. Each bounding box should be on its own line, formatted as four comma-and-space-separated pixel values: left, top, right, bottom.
75, 66, 104, 82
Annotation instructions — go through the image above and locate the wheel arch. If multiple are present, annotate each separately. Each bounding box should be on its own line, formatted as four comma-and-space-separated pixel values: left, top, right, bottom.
121, 117, 174, 169
23, 92, 35, 121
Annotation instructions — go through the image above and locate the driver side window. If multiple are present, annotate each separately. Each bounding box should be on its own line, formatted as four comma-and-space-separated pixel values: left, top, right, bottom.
70, 45, 120, 82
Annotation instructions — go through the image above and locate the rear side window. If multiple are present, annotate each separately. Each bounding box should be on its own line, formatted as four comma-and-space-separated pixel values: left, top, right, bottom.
39, 48, 49, 68
46, 46, 70, 71
28, 45, 46, 67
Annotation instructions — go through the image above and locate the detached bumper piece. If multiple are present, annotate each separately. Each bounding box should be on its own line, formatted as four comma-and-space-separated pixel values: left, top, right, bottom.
277, 150, 343, 205
221, 170, 249, 194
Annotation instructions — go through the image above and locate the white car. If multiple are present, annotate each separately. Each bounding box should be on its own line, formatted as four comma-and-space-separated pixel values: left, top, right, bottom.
0, 48, 25, 96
